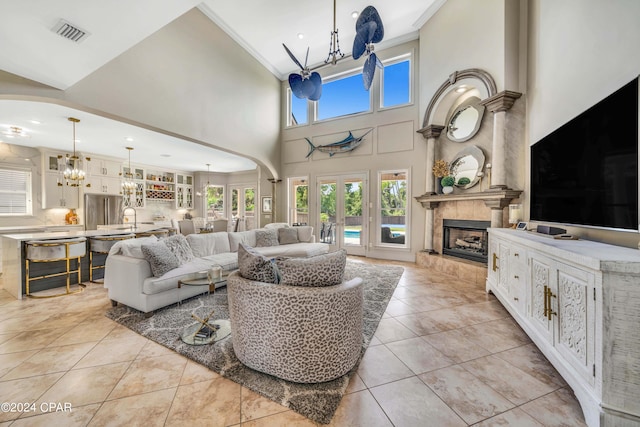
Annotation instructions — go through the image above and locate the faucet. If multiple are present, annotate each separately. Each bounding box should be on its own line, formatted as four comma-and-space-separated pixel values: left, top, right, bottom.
122, 207, 137, 230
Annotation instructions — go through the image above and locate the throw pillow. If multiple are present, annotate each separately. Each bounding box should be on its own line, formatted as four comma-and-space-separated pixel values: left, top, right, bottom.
264, 222, 290, 230
237, 243, 278, 283
278, 227, 299, 245
162, 234, 195, 264
255, 229, 279, 247
111, 235, 158, 258
276, 249, 346, 287
296, 225, 314, 243
141, 241, 180, 277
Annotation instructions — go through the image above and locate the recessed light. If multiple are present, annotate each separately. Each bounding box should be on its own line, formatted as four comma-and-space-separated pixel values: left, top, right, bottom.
30, 120, 41, 125
160, 154, 171, 158
297, 33, 304, 39
125, 137, 134, 142
352, 11, 359, 19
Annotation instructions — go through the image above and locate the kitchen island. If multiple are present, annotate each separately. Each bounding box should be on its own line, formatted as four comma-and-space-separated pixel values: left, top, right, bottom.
1, 224, 165, 299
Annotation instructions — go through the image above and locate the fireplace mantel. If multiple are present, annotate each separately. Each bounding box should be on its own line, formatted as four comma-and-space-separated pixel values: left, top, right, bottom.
415, 189, 523, 210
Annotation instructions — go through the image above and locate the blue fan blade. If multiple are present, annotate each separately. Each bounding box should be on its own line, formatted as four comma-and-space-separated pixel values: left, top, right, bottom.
308, 72, 322, 101
363, 21, 377, 44
283, 43, 304, 70
289, 74, 306, 98
374, 53, 384, 69
356, 6, 384, 44
352, 31, 367, 60
363, 55, 376, 90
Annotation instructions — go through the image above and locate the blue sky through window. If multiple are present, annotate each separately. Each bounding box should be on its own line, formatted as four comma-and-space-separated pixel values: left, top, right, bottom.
382, 60, 410, 108
287, 56, 411, 125
290, 91, 308, 125
317, 73, 370, 121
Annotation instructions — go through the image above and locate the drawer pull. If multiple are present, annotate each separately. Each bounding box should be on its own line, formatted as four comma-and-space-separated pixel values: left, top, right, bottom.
514, 253, 519, 257
514, 297, 519, 301
514, 275, 519, 279
492, 253, 499, 272
544, 286, 557, 320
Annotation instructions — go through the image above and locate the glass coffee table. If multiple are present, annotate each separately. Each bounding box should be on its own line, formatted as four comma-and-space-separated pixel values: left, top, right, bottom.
178, 267, 233, 345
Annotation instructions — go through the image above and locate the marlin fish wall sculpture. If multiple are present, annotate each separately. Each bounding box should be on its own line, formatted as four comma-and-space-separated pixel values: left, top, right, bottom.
305, 129, 373, 158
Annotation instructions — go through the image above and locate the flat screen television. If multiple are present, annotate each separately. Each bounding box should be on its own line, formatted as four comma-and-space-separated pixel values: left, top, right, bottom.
530, 77, 638, 232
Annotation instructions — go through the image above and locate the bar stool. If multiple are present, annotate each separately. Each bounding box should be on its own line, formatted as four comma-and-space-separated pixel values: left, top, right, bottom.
89, 234, 135, 283
135, 229, 169, 239
25, 237, 87, 298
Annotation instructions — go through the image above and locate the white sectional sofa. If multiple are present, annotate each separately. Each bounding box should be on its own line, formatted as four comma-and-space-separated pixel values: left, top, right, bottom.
104, 226, 328, 314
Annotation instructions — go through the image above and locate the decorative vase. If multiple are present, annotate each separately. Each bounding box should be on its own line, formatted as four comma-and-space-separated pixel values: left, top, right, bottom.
442, 186, 454, 194
436, 177, 443, 194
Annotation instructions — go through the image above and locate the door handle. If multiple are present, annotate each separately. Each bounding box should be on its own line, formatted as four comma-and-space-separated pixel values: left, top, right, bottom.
492, 253, 499, 272
546, 287, 557, 321
543, 285, 548, 317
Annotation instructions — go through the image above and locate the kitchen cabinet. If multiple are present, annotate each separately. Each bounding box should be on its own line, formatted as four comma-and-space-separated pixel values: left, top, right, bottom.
122, 165, 145, 208
145, 170, 175, 201
84, 176, 122, 195
175, 174, 193, 209
487, 228, 640, 427
42, 174, 79, 208
40, 150, 79, 208
86, 156, 122, 178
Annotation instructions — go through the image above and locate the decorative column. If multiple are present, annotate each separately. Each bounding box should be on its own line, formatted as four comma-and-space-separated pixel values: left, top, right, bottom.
417, 125, 445, 194
416, 125, 444, 253
480, 90, 522, 189
267, 178, 281, 222
483, 192, 522, 228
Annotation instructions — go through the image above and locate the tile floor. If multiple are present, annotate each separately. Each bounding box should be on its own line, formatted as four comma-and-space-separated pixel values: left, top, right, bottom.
0, 258, 588, 426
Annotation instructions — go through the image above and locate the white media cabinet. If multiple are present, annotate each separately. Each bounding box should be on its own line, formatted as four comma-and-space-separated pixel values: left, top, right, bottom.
486, 228, 640, 427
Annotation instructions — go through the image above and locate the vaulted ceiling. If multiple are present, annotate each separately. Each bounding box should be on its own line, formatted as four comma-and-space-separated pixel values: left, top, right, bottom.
0, 0, 443, 171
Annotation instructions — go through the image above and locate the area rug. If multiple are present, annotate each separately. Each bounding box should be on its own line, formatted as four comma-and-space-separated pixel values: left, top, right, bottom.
105, 259, 404, 424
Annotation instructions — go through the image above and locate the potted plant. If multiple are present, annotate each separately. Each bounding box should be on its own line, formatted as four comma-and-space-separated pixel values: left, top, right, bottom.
432, 160, 450, 194
440, 175, 455, 194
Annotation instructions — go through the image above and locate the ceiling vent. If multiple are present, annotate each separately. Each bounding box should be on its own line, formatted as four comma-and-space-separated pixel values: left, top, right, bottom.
52, 19, 90, 43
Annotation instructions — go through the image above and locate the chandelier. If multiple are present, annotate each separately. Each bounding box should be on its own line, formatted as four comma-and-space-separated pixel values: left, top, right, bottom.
325, 0, 345, 66
63, 117, 86, 186
122, 147, 136, 196
196, 163, 212, 197
2, 126, 30, 138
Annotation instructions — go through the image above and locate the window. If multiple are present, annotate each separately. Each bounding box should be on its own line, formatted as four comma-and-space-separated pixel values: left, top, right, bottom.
0, 167, 32, 216
381, 56, 411, 108
287, 88, 308, 127
288, 177, 308, 225
378, 170, 408, 246
316, 71, 371, 121
206, 185, 224, 221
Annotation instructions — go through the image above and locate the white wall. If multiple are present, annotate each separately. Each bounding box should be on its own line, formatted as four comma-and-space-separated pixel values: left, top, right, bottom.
0, 8, 282, 179
527, 0, 640, 248
419, 0, 508, 123
280, 41, 424, 262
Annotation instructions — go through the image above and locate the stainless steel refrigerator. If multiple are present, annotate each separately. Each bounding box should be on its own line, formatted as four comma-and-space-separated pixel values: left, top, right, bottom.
84, 194, 124, 230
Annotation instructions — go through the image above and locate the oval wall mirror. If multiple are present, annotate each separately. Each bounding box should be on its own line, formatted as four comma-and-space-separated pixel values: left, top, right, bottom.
446, 96, 485, 142
450, 145, 485, 189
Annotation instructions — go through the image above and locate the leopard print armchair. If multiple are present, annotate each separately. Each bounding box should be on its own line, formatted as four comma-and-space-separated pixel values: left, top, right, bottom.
227, 272, 364, 383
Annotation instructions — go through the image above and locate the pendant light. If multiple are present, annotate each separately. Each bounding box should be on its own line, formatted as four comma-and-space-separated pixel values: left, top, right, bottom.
122, 147, 136, 196
63, 117, 86, 186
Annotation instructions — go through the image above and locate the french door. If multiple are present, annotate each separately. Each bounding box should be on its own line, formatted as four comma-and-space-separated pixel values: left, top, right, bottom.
316, 173, 367, 256
230, 185, 256, 231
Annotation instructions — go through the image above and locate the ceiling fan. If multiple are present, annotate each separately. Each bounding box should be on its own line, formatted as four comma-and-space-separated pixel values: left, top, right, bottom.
282, 3, 385, 99
352, 5, 385, 90
282, 44, 322, 101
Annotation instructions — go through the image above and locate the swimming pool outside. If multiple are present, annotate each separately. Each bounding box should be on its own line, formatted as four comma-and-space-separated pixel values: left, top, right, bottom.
341, 225, 405, 244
